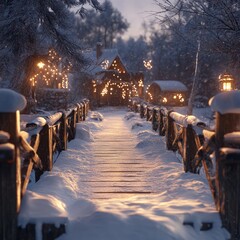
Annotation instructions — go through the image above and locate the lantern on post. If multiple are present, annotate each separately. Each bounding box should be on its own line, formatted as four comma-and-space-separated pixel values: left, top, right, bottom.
218, 72, 235, 91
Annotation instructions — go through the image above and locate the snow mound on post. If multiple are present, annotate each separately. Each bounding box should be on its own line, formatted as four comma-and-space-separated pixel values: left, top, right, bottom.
26, 117, 47, 129
18, 191, 68, 240
209, 90, 240, 114
0, 88, 27, 112
170, 112, 206, 127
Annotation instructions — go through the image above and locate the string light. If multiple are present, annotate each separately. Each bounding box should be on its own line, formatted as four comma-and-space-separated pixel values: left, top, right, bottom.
138, 79, 144, 87
101, 60, 110, 70
30, 49, 71, 89
93, 58, 145, 102
143, 60, 152, 70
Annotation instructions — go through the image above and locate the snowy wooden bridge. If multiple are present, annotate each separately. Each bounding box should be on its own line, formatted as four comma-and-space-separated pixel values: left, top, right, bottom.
1, 89, 240, 239
82, 109, 153, 200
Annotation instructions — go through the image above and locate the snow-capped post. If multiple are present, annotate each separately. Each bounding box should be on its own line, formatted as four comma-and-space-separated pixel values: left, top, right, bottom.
210, 91, 240, 239
166, 110, 177, 151
76, 103, 82, 122
0, 88, 26, 240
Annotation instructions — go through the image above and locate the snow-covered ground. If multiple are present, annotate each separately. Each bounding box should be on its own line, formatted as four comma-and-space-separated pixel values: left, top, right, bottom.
18, 107, 229, 240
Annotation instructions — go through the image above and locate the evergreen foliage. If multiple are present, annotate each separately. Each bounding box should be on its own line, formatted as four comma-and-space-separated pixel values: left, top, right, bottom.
0, 0, 100, 96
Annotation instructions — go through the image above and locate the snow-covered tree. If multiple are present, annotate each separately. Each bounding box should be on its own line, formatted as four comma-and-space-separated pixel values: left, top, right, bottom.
75, 0, 129, 48
152, 0, 240, 111
154, 0, 240, 69
0, 0, 100, 97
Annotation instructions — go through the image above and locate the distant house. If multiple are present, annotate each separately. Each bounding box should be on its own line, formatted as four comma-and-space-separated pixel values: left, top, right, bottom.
83, 43, 144, 106
146, 80, 188, 106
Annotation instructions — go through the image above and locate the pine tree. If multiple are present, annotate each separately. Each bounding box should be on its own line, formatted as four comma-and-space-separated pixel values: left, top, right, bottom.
0, 0, 100, 97
75, 0, 129, 48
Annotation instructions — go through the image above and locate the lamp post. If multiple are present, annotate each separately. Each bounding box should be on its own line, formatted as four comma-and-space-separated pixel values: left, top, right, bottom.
218, 72, 235, 91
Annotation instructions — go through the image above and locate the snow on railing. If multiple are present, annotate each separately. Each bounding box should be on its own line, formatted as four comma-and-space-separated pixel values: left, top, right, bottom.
0, 88, 90, 240
130, 91, 240, 239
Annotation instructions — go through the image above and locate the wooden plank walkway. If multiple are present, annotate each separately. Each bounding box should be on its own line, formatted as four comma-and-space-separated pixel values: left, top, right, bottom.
82, 108, 154, 200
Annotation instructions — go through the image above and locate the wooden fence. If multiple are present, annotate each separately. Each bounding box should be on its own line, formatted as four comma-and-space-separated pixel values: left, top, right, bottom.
130, 96, 240, 240
0, 98, 89, 240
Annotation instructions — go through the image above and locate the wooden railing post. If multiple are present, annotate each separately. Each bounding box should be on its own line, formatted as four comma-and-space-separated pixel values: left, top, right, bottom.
165, 111, 177, 151
69, 109, 77, 141
78, 103, 83, 121
133, 101, 138, 113
146, 107, 151, 121
85, 99, 89, 116
158, 109, 165, 136
217, 148, 240, 239
36, 125, 53, 180
82, 101, 86, 121
59, 113, 67, 151
182, 125, 198, 172
152, 108, 158, 131
140, 104, 145, 118
75, 103, 80, 123
0, 89, 26, 240
210, 91, 240, 238
214, 112, 240, 239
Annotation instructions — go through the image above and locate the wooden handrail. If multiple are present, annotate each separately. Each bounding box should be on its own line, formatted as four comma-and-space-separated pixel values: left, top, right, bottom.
0, 98, 90, 240
130, 97, 240, 238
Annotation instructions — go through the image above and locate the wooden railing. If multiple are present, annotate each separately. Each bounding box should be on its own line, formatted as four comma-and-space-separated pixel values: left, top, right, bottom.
130, 96, 240, 239
0, 98, 89, 240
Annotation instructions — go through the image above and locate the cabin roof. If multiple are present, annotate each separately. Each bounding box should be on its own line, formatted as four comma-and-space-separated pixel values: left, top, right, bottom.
151, 80, 188, 92
83, 48, 127, 76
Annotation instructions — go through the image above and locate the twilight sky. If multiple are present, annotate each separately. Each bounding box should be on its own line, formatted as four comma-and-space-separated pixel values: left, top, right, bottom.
108, 0, 157, 39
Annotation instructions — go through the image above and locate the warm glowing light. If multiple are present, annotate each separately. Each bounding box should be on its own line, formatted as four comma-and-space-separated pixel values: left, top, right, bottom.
138, 79, 144, 87
29, 49, 71, 89
219, 72, 235, 91
101, 59, 110, 70
163, 97, 167, 103
37, 61, 45, 69
222, 82, 232, 91
143, 60, 152, 70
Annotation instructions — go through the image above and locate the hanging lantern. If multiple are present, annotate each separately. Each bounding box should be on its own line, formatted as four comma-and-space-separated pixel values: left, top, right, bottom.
219, 72, 235, 91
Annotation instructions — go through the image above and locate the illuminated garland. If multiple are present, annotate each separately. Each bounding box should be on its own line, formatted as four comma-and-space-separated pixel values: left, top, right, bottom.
30, 49, 72, 89
96, 59, 143, 101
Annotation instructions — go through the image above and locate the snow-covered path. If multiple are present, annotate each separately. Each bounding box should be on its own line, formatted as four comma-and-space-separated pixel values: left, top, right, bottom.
19, 107, 229, 240
81, 108, 153, 200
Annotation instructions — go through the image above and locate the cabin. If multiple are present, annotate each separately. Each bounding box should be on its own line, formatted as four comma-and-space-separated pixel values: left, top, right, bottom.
84, 43, 144, 106
146, 80, 188, 106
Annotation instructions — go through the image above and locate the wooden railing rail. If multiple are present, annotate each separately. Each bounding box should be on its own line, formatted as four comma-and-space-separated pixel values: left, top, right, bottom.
0, 90, 90, 240
130, 95, 240, 239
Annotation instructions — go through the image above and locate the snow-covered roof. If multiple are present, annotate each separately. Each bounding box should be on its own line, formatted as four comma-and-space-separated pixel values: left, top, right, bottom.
151, 80, 188, 92
97, 49, 119, 66
209, 90, 240, 114
83, 48, 122, 76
